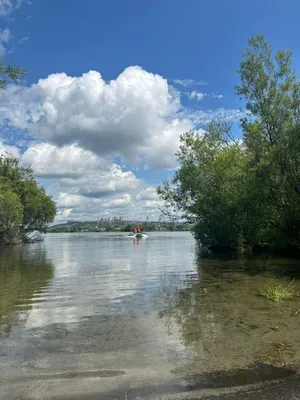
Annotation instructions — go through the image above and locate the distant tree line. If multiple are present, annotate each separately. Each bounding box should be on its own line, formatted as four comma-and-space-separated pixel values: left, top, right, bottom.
158, 35, 300, 254
48, 221, 192, 233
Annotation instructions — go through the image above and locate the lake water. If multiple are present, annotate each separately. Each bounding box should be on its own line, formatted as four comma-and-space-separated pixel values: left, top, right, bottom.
1, 232, 300, 399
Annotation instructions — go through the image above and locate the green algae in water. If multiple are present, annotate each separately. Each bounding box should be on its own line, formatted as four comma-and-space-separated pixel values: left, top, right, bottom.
258, 279, 295, 302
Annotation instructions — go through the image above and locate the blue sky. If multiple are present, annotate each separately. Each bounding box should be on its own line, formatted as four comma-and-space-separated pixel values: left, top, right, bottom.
1, 0, 300, 222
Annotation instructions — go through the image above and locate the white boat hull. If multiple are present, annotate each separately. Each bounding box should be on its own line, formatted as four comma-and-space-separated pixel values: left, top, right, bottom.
127, 232, 147, 239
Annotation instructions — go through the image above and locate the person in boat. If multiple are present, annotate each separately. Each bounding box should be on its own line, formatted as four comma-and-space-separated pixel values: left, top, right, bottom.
137, 226, 141, 233
133, 226, 137, 233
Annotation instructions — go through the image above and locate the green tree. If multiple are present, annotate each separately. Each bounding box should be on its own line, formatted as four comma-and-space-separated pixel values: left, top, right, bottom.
0, 155, 56, 243
158, 35, 300, 252
158, 126, 267, 250
0, 58, 27, 89
0, 185, 23, 245
236, 35, 300, 247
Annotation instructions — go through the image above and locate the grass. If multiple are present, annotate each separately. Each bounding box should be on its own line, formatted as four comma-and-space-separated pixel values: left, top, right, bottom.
258, 278, 295, 301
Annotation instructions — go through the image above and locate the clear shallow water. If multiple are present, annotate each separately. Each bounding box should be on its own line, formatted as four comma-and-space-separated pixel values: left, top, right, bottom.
1, 232, 300, 399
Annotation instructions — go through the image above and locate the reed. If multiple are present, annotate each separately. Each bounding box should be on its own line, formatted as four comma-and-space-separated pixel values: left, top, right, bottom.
258, 278, 295, 301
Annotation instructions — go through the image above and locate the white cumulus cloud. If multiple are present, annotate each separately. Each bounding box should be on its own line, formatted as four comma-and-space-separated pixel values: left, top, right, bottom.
0, 66, 189, 169
143, 199, 163, 208
0, 140, 20, 157
0, 66, 243, 174
22, 142, 139, 198
62, 208, 72, 217
2, 139, 163, 223
20, 142, 145, 221
141, 118, 194, 170
55, 192, 136, 220
102, 193, 131, 208
22, 143, 106, 178
136, 187, 160, 201
27, 67, 179, 164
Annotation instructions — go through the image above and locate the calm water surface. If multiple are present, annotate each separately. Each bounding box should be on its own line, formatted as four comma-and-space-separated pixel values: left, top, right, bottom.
1, 232, 300, 399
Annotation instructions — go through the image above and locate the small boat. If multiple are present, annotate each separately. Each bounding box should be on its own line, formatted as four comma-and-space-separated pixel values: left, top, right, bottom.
127, 232, 147, 238
135, 232, 145, 238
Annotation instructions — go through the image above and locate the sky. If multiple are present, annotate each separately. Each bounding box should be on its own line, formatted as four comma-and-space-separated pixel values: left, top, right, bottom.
1, 0, 300, 223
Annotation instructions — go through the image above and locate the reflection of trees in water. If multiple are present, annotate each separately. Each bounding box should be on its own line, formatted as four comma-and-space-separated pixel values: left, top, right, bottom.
159, 269, 218, 355
0, 244, 54, 336
159, 259, 300, 371
196, 245, 300, 278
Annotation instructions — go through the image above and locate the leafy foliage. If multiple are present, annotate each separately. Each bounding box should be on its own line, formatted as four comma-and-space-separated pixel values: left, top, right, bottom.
158, 35, 300, 252
0, 185, 23, 244
0, 58, 27, 89
0, 155, 56, 244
